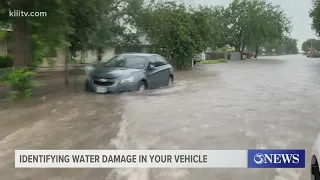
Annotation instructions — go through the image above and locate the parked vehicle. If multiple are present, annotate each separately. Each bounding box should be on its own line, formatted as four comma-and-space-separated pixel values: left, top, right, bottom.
193, 52, 205, 65
84, 53, 174, 93
307, 51, 311, 57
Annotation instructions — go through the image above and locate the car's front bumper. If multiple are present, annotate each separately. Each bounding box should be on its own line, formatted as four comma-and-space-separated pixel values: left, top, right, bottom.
85, 79, 139, 93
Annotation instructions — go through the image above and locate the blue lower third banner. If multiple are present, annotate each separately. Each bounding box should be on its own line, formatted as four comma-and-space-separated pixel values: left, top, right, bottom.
248, 149, 305, 168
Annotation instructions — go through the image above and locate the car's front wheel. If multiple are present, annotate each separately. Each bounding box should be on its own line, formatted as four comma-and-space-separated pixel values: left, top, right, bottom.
168, 75, 173, 86
138, 81, 147, 92
312, 157, 320, 180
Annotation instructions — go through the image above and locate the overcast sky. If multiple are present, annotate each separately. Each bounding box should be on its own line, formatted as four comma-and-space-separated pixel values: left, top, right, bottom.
182, 0, 318, 51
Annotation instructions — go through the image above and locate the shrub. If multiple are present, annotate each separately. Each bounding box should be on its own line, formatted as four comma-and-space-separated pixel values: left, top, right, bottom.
5, 68, 36, 101
0, 68, 10, 84
0, 55, 13, 68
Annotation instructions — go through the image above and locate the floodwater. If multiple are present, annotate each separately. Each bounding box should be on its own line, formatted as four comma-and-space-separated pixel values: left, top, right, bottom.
0, 54, 320, 180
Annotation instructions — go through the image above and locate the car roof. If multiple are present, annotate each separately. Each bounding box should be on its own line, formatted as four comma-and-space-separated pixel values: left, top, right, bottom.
119, 53, 159, 57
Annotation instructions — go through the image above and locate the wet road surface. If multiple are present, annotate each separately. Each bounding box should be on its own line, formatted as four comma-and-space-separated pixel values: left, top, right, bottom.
0, 54, 320, 180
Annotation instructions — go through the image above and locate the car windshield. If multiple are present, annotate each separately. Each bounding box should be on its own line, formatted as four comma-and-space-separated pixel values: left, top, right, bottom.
103, 55, 148, 69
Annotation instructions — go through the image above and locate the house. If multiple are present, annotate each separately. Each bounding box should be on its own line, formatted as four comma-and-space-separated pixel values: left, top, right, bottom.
0, 28, 65, 67
0, 27, 151, 66
72, 35, 151, 63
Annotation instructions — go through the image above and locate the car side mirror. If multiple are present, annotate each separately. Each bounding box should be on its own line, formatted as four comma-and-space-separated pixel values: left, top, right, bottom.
148, 64, 155, 70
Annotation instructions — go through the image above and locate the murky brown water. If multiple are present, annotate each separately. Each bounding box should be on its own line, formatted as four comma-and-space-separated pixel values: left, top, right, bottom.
0, 55, 320, 180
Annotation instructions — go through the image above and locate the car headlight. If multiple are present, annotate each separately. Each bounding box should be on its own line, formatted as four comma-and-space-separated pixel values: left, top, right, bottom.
120, 76, 134, 84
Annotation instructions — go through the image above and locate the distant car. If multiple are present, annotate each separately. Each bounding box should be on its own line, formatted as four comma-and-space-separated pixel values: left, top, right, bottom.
249, 52, 255, 58
84, 53, 174, 93
193, 55, 198, 65
307, 51, 311, 57
193, 52, 206, 65
310, 133, 320, 179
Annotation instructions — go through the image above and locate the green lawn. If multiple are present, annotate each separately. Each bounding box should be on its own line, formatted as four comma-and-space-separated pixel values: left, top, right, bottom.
200, 58, 228, 64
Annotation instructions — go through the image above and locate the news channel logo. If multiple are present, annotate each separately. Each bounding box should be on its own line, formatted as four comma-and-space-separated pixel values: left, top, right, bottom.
247, 149, 305, 168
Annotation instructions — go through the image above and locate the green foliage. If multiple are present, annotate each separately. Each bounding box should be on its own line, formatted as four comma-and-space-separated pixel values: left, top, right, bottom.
0, 55, 13, 68
0, 30, 6, 40
302, 39, 320, 52
4, 68, 36, 101
1, 0, 293, 70
310, 0, 320, 37
282, 37, 299, 54
67, 0, 109, 53
135, 2, 224, 69
189, 5, 225, 51
223, 0, 291, 51
88, 0, 144, 61
1, 0, 72, 67
262, 37, 298, 54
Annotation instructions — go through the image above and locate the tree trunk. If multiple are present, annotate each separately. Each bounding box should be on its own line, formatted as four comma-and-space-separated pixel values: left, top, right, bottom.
235, 45, 241, 52
254, 45, 258, 58
65, 48, 69, 85
240, 44, 245, 60
12, 18, 31, 67
97, 47, 103, 62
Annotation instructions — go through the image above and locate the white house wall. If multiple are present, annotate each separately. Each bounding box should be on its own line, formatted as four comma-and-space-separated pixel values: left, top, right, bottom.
41, 50, 66, 67
39, 48, 116, 67
82, 48, 116, 63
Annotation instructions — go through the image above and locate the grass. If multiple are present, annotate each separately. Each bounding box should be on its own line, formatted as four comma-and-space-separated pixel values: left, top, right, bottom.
200, 58, 228, 64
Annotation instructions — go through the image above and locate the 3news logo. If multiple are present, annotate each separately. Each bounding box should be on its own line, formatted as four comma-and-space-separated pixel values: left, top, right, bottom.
248, 149, 305, 168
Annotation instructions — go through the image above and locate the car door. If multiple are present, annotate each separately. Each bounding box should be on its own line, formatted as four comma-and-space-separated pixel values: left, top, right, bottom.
146, 56, 162, 89
154, 55, 171, 86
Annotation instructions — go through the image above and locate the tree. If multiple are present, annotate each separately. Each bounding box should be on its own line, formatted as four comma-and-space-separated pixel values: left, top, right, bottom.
134, 1, 224, 69
67, 0, 108, 55
222, 0, 291, 57
88, 0, 143, 61
0, 0, 110, 67
310, 0, 320, 37
0, 0, 72, 67
261, 37, 298, 54
189, 5, 225, 51
302, 39, 320, 52
282, 37, 299, 54
222, 0, 248, 51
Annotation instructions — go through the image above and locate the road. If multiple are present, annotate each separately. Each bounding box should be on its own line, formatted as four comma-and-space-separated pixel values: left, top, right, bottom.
0, 54, 320, 180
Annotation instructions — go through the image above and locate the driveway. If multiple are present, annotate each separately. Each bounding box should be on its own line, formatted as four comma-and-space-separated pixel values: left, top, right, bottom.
0, 54, 319, 180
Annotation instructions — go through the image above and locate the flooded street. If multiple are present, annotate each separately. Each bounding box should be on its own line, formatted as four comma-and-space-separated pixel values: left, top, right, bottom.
1, 54, 320, 180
